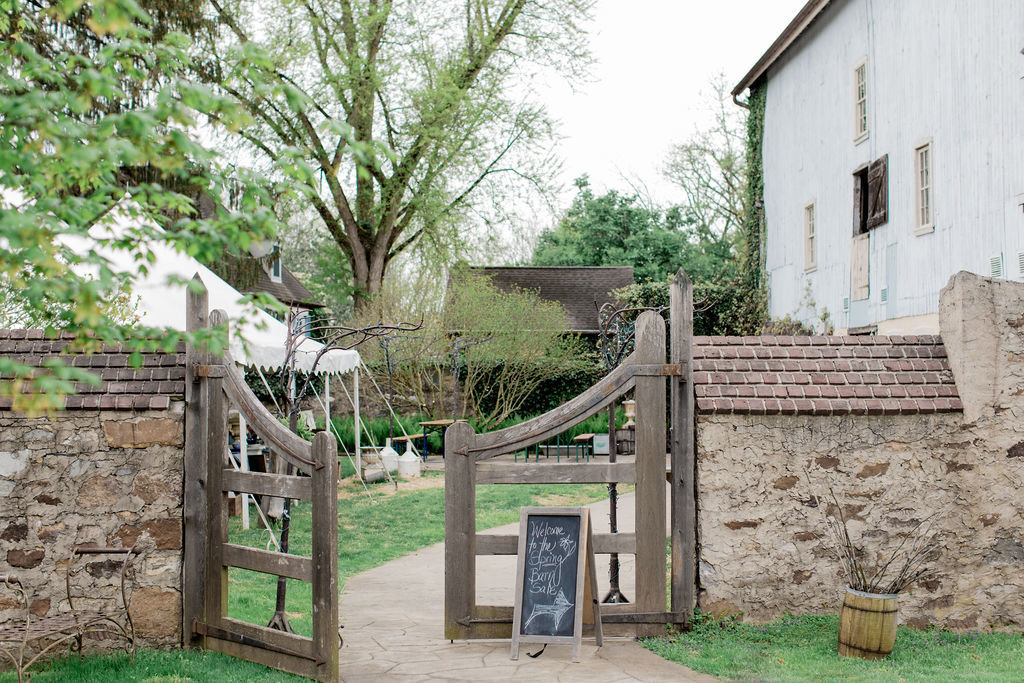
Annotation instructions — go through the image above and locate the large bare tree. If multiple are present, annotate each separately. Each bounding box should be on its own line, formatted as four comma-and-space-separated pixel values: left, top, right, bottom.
200, 0, 593, 308
663, 74, 748, 248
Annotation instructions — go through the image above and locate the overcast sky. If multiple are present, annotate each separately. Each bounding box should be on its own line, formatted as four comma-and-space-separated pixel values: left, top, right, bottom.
539, 0, 806, 211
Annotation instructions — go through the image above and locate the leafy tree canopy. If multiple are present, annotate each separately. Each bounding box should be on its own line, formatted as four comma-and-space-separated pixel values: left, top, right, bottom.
196, 0, 594, 309
0, 0, 283, 411
444, 269, 580, 429
531, 176, 736, 284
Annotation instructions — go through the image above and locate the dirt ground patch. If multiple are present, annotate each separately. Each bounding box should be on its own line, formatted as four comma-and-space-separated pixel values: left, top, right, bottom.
337, 472, 444, 499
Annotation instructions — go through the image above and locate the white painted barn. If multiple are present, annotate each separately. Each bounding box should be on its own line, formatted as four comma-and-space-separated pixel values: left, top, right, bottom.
733, 0, 1024, 334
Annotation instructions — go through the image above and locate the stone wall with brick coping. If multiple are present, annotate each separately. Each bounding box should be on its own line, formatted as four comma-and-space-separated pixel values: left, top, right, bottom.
0, 334, 186, 649
695, 272, 1024, 631
0, 407, 184, 647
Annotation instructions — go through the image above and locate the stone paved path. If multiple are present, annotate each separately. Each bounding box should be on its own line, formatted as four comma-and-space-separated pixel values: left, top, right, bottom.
338, 490, 712, 682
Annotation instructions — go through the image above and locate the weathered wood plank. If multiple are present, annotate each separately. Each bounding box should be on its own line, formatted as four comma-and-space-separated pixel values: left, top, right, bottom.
470, 356, 638, 460
309, 432, 339, 682
476, 533, 636, 556
670, 269, 696, 625
460, 605, 512, 639
205, 310, 230, 630
468, 361, 684, 461
474, 462, 635, 485
444, 422, 476, 640
222, 543, 313, 581
633, 311, 667, 638
219, 349, 314, 472
509, 508, 530, 659
204, 637, 319, 681
222, 470, 312, 501
600, 611, 690, 624
218, 616, 315, 658
593, 532, 636, 556
183, 277, 208, 647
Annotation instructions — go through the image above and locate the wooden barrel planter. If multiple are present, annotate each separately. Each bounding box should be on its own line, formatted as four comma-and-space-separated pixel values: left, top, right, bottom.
838, 587, 898, 660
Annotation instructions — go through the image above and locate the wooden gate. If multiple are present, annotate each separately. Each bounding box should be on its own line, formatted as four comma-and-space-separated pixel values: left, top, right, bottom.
445, 271, 696, 639
183, 282, 339, 681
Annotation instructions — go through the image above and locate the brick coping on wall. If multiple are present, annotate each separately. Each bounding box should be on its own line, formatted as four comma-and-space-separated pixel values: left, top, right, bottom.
693, 334, 962, 415
1, 329, 962, 415
0, 329, 185, 410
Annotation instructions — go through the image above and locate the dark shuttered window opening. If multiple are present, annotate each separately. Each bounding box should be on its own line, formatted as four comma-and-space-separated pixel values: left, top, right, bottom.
853, 154, 888, 234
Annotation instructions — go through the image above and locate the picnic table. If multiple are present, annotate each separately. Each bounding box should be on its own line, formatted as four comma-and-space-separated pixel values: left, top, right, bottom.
418, 419, 462, 461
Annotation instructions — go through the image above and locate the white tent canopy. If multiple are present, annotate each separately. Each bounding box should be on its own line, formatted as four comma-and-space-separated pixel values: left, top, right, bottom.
70, 203, 359, 375
126, 246, 358, 376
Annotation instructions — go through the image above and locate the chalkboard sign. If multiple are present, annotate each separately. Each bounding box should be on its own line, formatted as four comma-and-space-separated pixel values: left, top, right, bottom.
510, 507, 602, 662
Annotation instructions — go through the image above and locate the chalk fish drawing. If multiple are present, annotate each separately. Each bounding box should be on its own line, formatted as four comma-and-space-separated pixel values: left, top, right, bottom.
524, 589, 573, 630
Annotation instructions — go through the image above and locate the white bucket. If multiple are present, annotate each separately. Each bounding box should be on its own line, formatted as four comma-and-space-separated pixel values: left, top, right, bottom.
380, 440, 400, 473
397, 440, 421, 478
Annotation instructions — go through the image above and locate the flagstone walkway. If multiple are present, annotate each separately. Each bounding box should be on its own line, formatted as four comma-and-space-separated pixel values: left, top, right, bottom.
338, 490, 712, 681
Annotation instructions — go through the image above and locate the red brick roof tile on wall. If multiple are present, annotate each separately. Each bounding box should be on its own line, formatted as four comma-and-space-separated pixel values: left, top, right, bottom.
0, 330, 185, 411
693, 335, 962, 416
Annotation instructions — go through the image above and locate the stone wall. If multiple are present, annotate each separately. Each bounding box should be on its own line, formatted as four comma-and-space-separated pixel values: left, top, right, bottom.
696, 272, 1024, 630
0, 404, 185, 647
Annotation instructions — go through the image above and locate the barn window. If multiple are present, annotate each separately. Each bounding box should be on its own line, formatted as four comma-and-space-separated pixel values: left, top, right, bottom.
853, 155, 888, 234
804, 202, 817, 271
914, 141, 933, 234
854, 61, 869, 141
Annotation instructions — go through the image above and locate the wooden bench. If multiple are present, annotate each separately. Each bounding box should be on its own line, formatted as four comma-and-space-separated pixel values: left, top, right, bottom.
0, 546, 140, 682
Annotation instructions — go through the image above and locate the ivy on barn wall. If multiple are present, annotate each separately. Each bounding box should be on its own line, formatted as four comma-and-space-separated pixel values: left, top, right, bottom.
738, 83, 768, 333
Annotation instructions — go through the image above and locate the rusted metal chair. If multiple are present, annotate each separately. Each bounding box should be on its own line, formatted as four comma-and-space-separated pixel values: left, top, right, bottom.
0, 545, 140, 682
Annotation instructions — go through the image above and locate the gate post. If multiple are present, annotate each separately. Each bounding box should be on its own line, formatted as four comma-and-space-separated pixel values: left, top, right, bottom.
670, 270, 696, 624
311, 431, 339, 681
204, 310, 229, 631
634, 311, 666, 638
444, 421, 477, 640
183, 276, 209, 646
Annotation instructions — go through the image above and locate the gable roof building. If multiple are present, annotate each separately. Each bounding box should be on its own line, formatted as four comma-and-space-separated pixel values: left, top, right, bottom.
733, 0, 1024, 334
248, 262, 324, 312
466, 266, 635, 335
196, 195, 324, 313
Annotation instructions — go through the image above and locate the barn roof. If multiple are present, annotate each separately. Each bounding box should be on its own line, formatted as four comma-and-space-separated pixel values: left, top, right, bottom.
467, 266, 635, 334
732, 0, 833, 97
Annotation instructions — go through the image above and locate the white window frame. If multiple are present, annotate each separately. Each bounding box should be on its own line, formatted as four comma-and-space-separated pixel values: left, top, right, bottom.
914, 140, 933, 235
853, 59, 869, 143
269, 243, 282, 284
803, 202, 817, 272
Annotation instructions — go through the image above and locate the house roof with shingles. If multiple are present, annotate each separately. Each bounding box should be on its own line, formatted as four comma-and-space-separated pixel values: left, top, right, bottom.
468, 266, 635, 334
693, 334, 962, 415
247, 267, 323, 311
0, 330, 185, 411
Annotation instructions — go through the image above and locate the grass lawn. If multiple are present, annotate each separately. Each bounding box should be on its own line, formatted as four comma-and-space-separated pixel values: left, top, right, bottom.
225, 471, 614, 637
3, 472, 613, 681
642, 612, 1024, 681
0, 648, 307, 682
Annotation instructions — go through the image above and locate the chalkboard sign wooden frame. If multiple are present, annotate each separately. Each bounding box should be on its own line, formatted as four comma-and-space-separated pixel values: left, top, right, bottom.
510, 507, 603, 662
